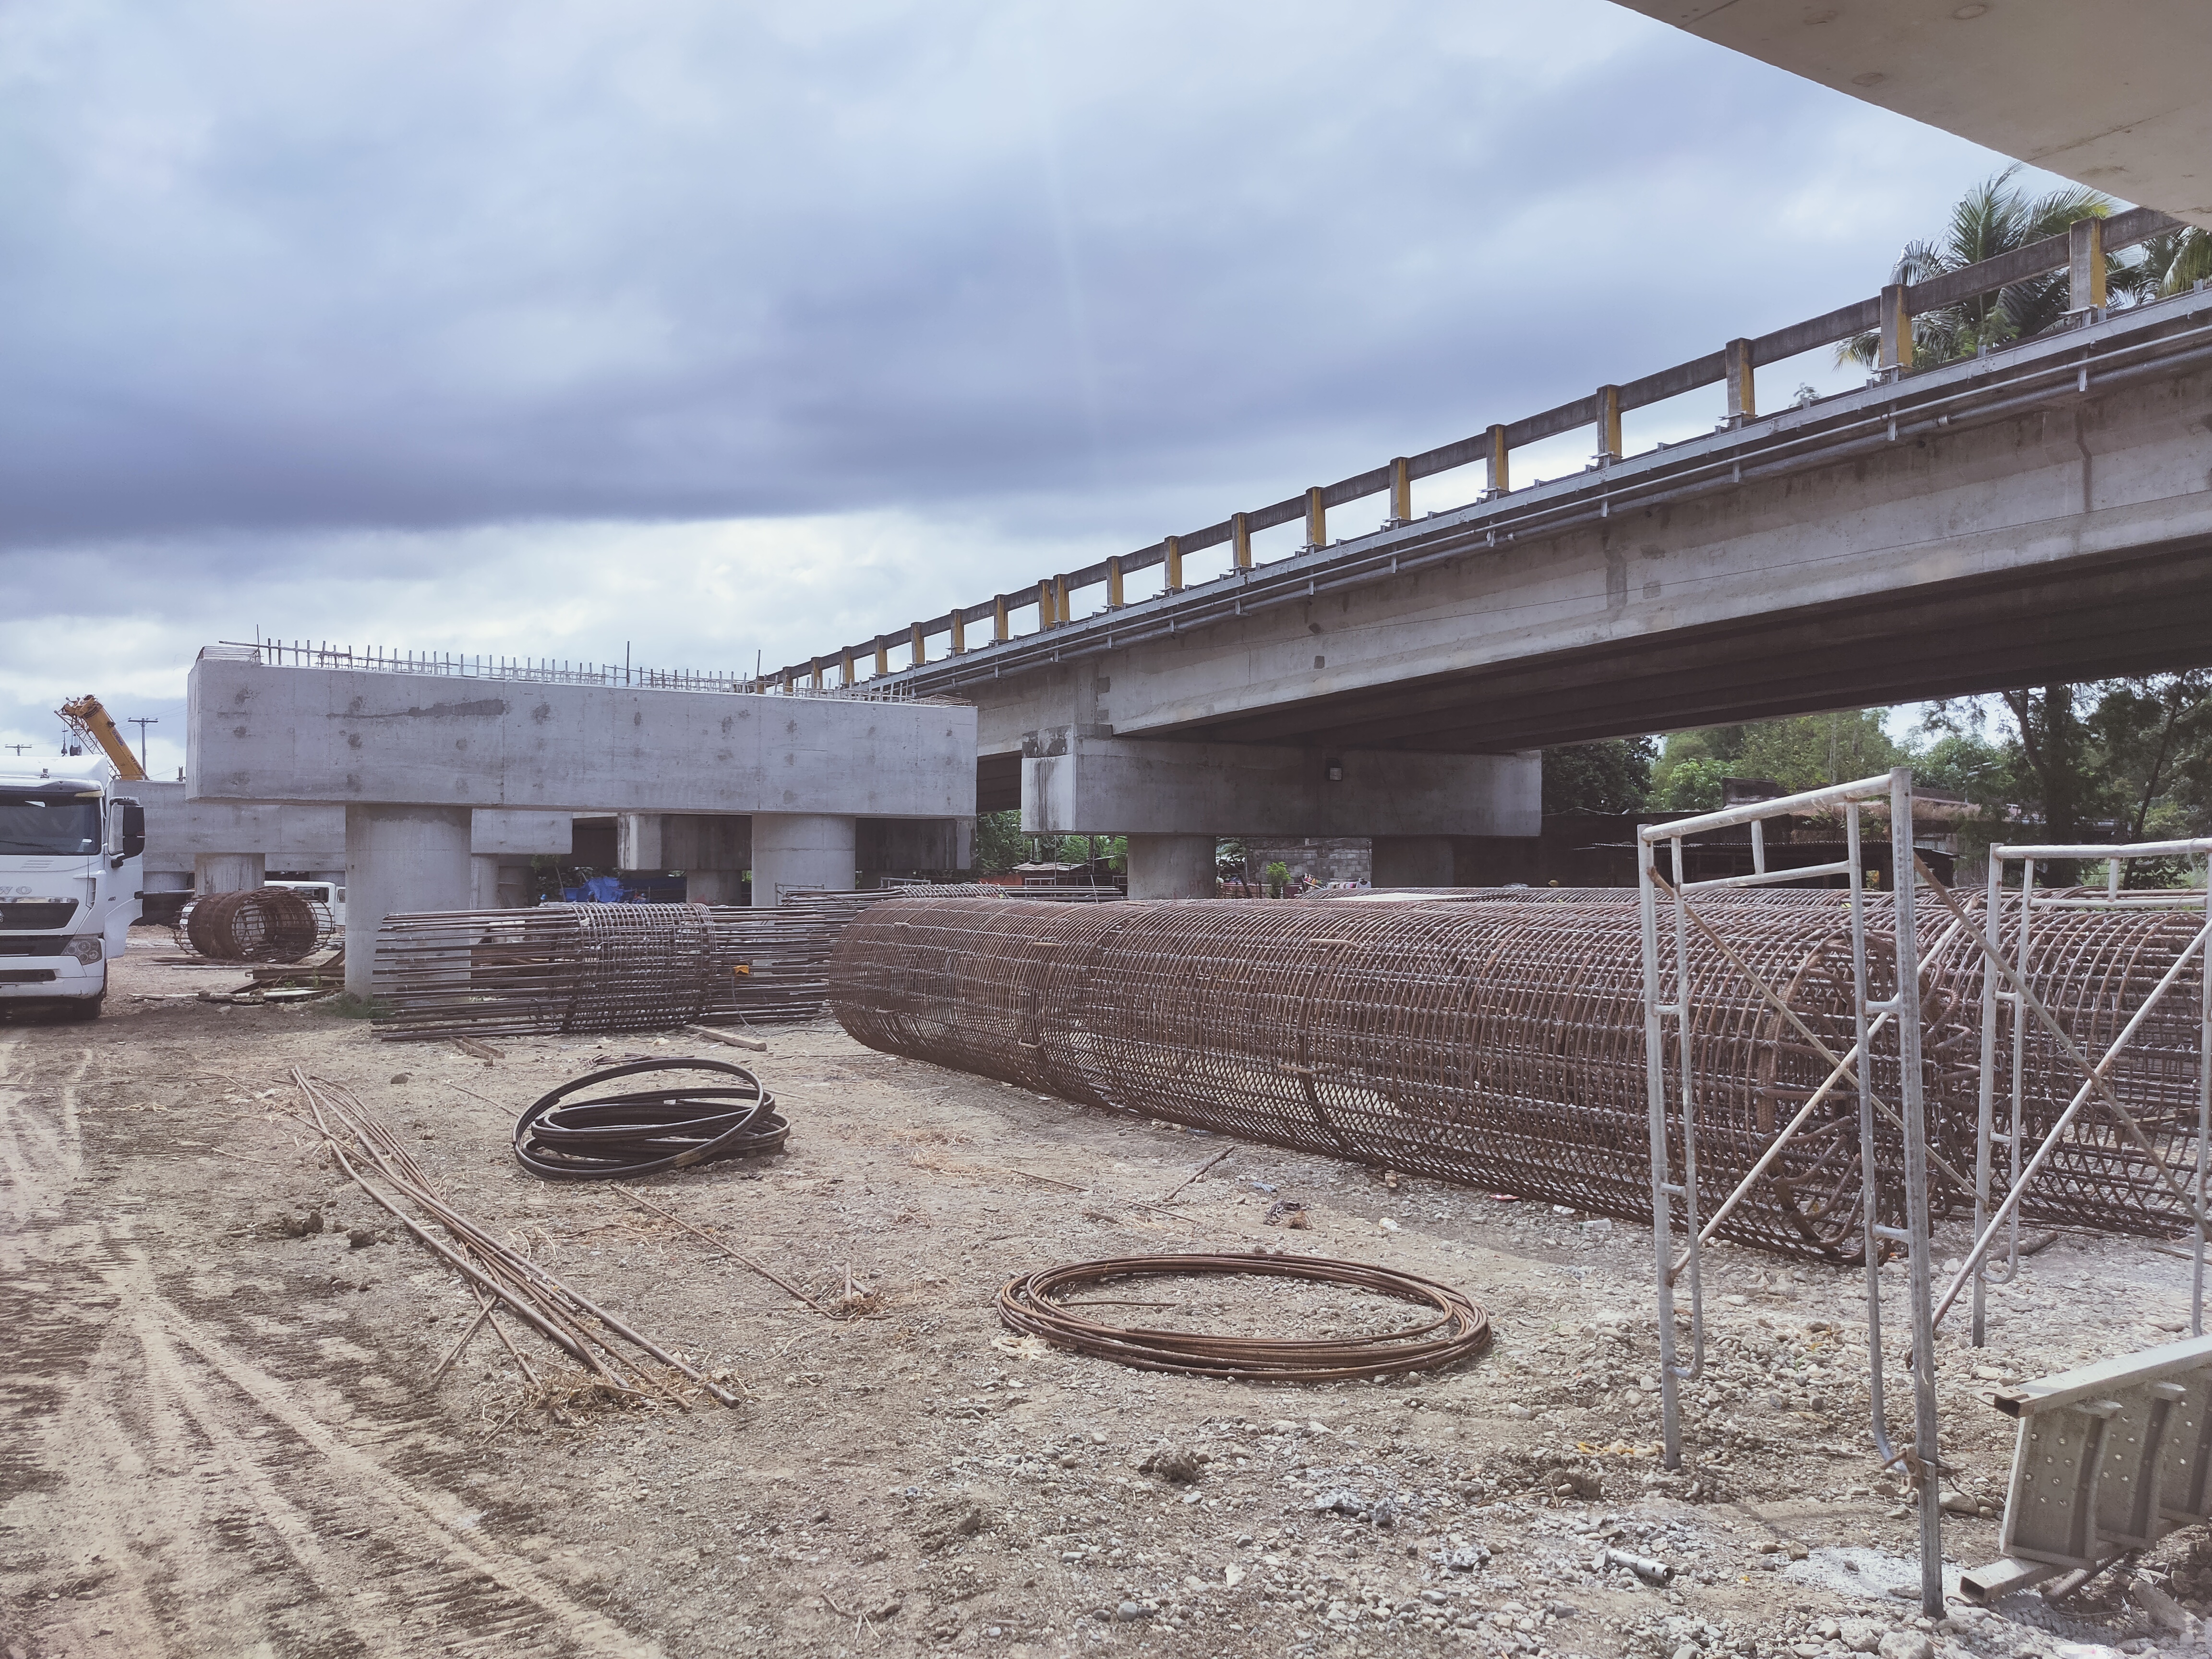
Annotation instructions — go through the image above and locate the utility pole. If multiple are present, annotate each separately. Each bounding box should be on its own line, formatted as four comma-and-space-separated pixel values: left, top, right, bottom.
4, 743, 29, 756
129, 717, 158, 774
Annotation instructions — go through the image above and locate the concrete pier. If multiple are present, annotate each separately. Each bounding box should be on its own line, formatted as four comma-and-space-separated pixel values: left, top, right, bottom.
1126, 834, 1217, 900
751, 814, 856, 905
344, 805, 473, 996
1371, 836, 1455, 888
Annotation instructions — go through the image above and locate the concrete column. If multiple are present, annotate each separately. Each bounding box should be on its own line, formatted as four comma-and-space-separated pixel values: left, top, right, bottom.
194, 852, 264, 894
685, 870, 745, 905
659, 815, 749, 905
346, 805, 473, 997
617, 813, 665, 870
470, 856, 533, 909
751, 813, 856, 907
1126, 834, 1215, 900
1371, 836, 1455, 889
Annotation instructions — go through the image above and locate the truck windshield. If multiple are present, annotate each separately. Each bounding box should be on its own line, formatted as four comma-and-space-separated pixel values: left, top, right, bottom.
0, 789, 102, 855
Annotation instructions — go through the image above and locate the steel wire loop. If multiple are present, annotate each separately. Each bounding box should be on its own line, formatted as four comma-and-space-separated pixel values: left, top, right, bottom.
998, 1253, 1491, 1381
512, 1058, 787, 1181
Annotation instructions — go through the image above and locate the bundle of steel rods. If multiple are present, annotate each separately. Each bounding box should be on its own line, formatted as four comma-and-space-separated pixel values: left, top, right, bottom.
288, 1069, 739, 1406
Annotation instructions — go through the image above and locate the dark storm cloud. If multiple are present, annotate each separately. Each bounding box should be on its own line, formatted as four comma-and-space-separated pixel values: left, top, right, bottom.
0, 0, 2004, 559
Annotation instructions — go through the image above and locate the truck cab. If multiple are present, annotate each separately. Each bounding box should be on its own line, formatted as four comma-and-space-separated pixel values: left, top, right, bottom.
0, 755, 144, 1020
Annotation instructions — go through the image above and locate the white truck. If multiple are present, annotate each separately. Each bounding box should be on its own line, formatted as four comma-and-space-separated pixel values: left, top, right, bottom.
0, 754, 144, 1021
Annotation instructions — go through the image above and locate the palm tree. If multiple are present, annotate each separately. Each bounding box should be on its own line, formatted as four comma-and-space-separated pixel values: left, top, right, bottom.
1839, 167, 2125, 371
2134, 227, 2212, 297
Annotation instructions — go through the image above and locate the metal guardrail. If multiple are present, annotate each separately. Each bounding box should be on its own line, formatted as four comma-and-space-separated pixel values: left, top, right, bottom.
776, 205, 2190, 694
201, 641, 909, 700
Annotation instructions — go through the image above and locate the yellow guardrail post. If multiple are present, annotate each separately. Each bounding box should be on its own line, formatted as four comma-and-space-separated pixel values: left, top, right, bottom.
1879, 283, 1914, 373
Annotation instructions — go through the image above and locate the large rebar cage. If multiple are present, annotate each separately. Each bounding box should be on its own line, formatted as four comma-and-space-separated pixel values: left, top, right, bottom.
1986, 896, 2210, 1238
830, 895, 1978, 1261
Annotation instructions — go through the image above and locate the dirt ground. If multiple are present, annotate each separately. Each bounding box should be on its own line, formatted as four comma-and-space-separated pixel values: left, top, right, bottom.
5, 942, 2212, 1659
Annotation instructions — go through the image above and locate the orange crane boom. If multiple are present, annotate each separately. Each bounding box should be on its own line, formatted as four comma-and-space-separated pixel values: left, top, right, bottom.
58, 696, 147, 781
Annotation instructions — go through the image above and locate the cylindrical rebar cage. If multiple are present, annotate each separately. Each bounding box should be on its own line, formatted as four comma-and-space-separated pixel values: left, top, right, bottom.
830, 895, 1976, 1260
1988, 896, 2209, 1236
182, 886, 323, 962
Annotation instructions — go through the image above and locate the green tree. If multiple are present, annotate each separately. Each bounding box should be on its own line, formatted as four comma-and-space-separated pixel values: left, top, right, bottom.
1922, 677, 2212, 884
2134, 227, 2212, 298
1911, 731, 2012, 806
974, 809, 1027, 873
1734, 711, 1904, 793
2086, 673, 2212, 841
1839, 167, 2125, 372
1650, 711, 1900, 805
1654, 756, 1729, 812
1649, 727, 1743, 804
1542, 737, 1654, 814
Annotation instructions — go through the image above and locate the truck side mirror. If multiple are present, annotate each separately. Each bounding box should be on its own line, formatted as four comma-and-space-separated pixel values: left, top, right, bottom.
116, 799, 146, 859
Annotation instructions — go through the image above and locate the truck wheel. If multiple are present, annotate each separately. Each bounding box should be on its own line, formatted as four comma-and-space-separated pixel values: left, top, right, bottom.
60, 996, 103, 1022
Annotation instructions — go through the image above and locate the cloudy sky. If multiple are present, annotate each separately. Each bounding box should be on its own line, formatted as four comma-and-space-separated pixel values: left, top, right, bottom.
1, 0, 2042, 777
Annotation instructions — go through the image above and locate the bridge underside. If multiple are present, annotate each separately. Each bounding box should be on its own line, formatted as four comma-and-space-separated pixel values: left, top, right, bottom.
971, 532, 2212, 812
1172, 530, 2212, 754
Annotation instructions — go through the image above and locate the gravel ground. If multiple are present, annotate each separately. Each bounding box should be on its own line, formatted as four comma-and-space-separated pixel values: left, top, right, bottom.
2, 940, 2209, 1659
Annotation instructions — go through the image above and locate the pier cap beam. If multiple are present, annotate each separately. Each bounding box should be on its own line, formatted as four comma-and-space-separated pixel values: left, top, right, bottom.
1021, 730, 1538, 839
186, 655, 975, 820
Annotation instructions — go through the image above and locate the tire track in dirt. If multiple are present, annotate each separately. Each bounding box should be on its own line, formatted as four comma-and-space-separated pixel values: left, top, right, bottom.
0, 1036, 663, 1659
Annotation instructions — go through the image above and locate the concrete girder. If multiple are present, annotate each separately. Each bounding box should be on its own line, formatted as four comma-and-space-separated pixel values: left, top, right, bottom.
959, 332, 2212, 761
1610, 0, 2212, 231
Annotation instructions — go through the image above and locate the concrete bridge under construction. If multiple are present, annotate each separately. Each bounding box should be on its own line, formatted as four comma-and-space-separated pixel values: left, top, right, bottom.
769, 212, 2212, 894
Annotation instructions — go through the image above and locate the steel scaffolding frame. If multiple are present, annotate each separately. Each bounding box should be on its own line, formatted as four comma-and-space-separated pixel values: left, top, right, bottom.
1640, 767, 1944, 1617
1913, 840, 2212, 1349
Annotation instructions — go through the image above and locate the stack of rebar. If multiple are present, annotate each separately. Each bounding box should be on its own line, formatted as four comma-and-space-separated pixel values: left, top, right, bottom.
290, 1070, 737, 1406
369, 887, 1013, 1041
